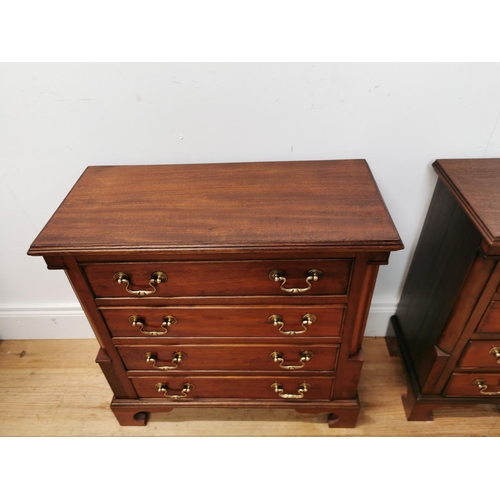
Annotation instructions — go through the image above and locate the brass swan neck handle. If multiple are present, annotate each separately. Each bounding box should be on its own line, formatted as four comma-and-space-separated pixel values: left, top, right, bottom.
269, 269, 323, 294
114, 271, 167, 296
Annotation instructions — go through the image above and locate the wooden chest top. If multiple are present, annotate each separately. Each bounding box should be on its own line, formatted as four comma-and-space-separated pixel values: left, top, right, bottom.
433, 158, 500, 253
28, 159, 403, 255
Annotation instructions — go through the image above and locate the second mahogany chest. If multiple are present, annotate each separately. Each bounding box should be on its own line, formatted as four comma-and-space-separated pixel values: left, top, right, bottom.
390, 158, 500, 420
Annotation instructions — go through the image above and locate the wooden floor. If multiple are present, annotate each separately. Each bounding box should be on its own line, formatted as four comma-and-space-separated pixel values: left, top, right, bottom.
0, 337, 499, 436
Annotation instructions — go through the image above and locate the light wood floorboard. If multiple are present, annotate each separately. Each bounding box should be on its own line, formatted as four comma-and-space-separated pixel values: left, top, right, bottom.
0, 337, 499, 436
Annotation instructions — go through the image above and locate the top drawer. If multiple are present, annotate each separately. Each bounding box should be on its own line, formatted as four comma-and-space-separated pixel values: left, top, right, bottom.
83, 259, 353, 298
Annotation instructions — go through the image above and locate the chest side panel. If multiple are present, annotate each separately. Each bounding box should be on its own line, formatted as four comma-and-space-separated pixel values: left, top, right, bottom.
396, 179, 482, 389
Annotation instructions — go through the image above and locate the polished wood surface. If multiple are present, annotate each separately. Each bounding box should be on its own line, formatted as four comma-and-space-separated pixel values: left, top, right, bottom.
477, 301, 500, 332
434, 158, 500, 253
117, 343, 339, 371
131, 375, 334, 399
392, 159, 500, 420
27, 160, 402, 427
83, 258, 353, 297
27, 160, 403, 255
1, 338, 498, 436
100, 305, 345, 339
445, 373, 500, 397
458, 341, 500, 369
395, 179, 482, 390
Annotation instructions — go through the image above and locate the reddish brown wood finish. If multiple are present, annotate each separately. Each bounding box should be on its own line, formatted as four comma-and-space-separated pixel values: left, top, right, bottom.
477, 301, 500, 332
117, 344, 339, 372
100, 305, 345, 339
433, 158, 500, 255
392, 158, 500, 421
349, 260, 379, 355
28, 160, 402, 427
110, 397, 361, 427
332, 253, 375, 400
457, 341, 500, 370
95, 348, 130, 399
62, 256, 137, 398
444, 373, 500, 397
83, 259, 353, 298
419, 346, 450, 394
389, 316, 500, 421
436, 254, 497, 353
28, 160, 402, 255
432, 260, 500, 394
131, 375, 334, 399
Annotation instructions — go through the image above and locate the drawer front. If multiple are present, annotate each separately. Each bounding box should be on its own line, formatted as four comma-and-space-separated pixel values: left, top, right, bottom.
117, 344, 338, 372
445, 373, 500, 397
101, 305, 345, 339
83, 259, 353, 298
477, 301, 500, 333
131, 375, 333, 400
457, 341, 500, 370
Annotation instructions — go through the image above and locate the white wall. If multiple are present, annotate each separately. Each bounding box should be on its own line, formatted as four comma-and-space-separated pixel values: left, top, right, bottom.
2, 62, 500, 338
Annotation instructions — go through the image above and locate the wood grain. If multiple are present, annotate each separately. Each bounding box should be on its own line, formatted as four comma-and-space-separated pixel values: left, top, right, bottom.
100, 304, 346, 339
116, 343, 339, 371
83, 258, 353, 297
477, 300, 500, 332
1, 338, 498, 436
444, 373, 500, 397
26, 160, 403, 428
27, 160, 403, 255
434, 158, 500, 253
458, 340, 500, 370
395, 179, 482, 390
130, 375, 334, 399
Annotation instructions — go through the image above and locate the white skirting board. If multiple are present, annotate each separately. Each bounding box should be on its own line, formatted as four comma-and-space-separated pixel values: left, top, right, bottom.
0, 305, 94, 340
0, 302, 397, 340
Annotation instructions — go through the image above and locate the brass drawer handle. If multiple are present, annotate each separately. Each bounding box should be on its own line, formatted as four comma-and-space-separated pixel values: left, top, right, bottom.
269, 269, 323, 294
144, 351, 186, 370
473, 379, 500, 396
270, 350, 314, 370
155, 382, 194, 399
489, 347, 500, 364
114, 271, 167, 296
268, 314, 316, 336
129, 315, 177, 336
271, 382, 311, 399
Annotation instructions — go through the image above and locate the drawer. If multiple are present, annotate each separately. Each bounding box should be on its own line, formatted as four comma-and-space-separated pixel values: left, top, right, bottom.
101, 305, 345, 339
83, 259, 353, 298
476, 301, 500, 333
117, 344, 339, 372
444, 373, 500, 397
457, 341, 500, 370
131, 375, 333, 400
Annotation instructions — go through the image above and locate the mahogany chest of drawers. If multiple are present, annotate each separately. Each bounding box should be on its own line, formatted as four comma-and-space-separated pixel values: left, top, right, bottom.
389, 158, 500, 420
29, 160, 402, 427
